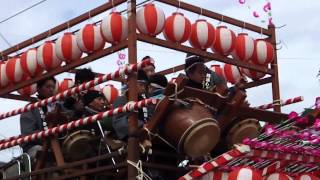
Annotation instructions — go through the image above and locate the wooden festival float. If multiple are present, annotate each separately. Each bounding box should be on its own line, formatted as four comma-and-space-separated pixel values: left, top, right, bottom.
0, 0, 314, 179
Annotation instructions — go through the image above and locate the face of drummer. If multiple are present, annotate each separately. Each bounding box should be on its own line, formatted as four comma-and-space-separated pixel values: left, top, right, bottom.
89, 96, 108, 112
143, 65, 155, 78
37, 79, 56, 99
188, 64, 207, 84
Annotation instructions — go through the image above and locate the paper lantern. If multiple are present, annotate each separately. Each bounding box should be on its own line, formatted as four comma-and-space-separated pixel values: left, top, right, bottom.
294, 174, 319, 180
0, 63, 9, 88
228, 167, 261, 180
58, 78, 74, 92
102, 85, 119, 104
163, 12, 191, 43
101, 12, 128, 44
232, 33, 254, 62
76, 24, 105, 53
20, 48, 43, 77
55, 32, 83, 63
17, 83, 37, 96
241, 65, 266, 80
251, 39, 275, 65
136, 3, 165, 36
223, 64, 242, 84
212, 26, 236, 55
6, 57, 25, 83
37, 41, 62, 71
211, 64, 226, 81
264, 173, 292, 180
189, 19, 215, 50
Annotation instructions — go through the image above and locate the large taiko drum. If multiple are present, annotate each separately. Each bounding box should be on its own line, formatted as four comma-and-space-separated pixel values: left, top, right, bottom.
226, 118, 260, 148
161, 98, 220, 158
62, 130, 97, 161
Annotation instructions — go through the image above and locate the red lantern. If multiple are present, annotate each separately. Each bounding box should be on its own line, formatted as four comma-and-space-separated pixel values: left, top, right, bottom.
251, 39, 275, 65
241, 65, 266, 80
76, 24, 105, 53
211, 64, 226, 81
228, 167, 261, 180
102, 85, 119, 104
264, 173, 292, 180
59, 78, 74, 92
17, 83, 37, 96
212, 26, 236, 55
37, 41, 62, 71
294, 173, 319, 180
101, 12, 128, 44
0, 63, 9, 88
136, 3, 165, 36
163, 12, 191, 43
232, 33, 254, 62
55, 33, 83, 63
223, 64, 242, 84
6, 57, 25, 83
20, 48, 43, 77
189, 19, 216, 50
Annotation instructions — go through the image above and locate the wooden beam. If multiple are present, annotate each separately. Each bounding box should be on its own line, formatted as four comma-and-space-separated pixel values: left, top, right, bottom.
0, 41, 128, 96
0, 0, 127, 59
137, 34, 274, 75
156, 0, 271, 36
242, 77, 273, 89
0, 94, 37, 102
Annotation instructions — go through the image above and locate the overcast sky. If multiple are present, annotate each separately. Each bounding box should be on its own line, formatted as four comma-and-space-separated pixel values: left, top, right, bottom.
0, 0, 319, 162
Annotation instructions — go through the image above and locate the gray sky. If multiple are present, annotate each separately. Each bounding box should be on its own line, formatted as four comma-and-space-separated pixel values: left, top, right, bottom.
0, 0, 319, 162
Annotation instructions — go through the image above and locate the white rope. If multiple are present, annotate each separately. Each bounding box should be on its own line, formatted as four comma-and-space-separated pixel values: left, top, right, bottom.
127, 160, 152, 180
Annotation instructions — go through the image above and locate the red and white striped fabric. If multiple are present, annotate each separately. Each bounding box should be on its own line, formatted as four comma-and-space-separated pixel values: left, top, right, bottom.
102, 84, 119, 104
199, 171, 229, 180
189, 19, 216, 50
264, 173, 292, 180
223, 64, 241, 84
294, 174, 319, 180
55, 32, 83, 64
212, 26, 236, 55
251, 39, 275, 65
17, 83, 37, 96
37, 41, 62, 71
58, 78, 74, 92
136, 3, 165, 36
232, 33, 254, 62
211, 64, 226, 81
101, 12, 128, 44
163, 12, 191, 43
228, 167, 261, 180
6, 57, 25, 83
241, 65, 266, 80
76, 24, 105, 53
0, 63, 9, 87
20, 48, 43, 77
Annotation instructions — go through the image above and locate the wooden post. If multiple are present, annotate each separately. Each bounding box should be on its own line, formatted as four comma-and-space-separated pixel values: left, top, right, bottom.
269, 25, 281, 112
127, 0, 139, 179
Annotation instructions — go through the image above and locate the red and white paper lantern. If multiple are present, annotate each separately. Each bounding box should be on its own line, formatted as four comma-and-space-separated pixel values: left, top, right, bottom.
223, 64, 242, 84
211, 64, 226, 80
101, 12, 128, 44
102, 85, 119, 104
189, 19, 216, 50
0, 63, 9, 88
6, 57, 25, 83
136, 3, 165, 36
76, 24, 105, 53
241, 66, 266, 80
232, 33, 254, 62
212, 26, 236, 55
58, 78, 74, 92
20, 48, 43, 77
55, 32, 83, 63
163, 12, 191, 43
251, 39, 275, 65
228, 167, 261, 180
17, 83, 37, 96
264, 173, 292, 180
37, 41, 62, 71
294, 174, 319, 180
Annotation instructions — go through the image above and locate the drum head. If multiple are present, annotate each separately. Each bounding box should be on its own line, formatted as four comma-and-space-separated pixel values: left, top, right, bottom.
179, 118, 220, 158
226, 118, 260, 148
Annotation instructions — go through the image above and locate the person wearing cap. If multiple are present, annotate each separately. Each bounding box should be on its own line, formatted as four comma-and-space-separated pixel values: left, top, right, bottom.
148, 73, 168, 99
185, 54, 228, 94
112, 70, 149, 140
141, 56, 156, 78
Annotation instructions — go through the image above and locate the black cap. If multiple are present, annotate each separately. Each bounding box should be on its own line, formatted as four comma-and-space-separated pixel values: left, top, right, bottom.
82, 90, 105, 106
149, 74, 168, 88
185, 53, 205, 72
